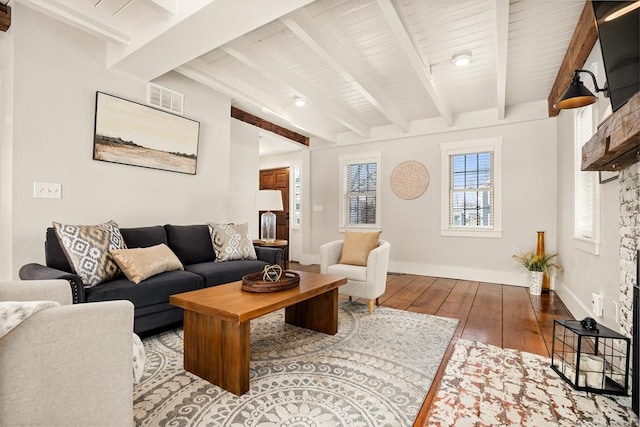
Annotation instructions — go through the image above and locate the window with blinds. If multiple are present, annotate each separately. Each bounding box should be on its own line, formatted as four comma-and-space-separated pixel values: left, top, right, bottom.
345, 162, 377, 225
293, 165, 301, 228
339, 152, 381, 230
440, 138, 502, 238
449, 152, 493, 228
574, 105, 599, 243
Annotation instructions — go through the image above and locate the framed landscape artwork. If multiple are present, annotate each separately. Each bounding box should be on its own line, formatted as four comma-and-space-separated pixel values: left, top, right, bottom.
93, 92, 200, 175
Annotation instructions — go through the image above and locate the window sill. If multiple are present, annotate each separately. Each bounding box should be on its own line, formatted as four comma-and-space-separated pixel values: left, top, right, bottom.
574, 236, 600, 255
441, 228, 502, 238
339, 225, 382, 233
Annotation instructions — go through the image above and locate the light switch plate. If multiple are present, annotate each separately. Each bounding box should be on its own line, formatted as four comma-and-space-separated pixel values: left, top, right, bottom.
34, 182, 62, 199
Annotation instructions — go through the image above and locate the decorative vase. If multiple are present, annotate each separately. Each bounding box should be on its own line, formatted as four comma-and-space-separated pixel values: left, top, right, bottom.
529, 271, 543, 295
536, 231, 550, 292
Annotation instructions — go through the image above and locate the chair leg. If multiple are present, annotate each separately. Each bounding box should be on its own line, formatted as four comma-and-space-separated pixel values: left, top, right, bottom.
375, 297, 379, 306
368, 299, 374, 314
349, 296, 353, 302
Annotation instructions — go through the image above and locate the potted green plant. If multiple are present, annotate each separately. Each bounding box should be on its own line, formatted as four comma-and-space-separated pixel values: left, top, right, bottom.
513, 251, 562, 295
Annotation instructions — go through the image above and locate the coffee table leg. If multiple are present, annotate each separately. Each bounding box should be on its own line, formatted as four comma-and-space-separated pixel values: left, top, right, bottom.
285, 288, 338, 334
182, 310, 250, 395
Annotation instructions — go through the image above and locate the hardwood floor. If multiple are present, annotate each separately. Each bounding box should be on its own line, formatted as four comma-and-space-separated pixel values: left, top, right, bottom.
289, 262, 574, 426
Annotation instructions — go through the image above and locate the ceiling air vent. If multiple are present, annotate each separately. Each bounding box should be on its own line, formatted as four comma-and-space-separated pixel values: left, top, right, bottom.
147, 83, 184, 115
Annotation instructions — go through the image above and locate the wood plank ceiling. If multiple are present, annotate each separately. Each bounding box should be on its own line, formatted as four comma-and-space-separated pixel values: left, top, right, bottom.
17, 0, 589, 146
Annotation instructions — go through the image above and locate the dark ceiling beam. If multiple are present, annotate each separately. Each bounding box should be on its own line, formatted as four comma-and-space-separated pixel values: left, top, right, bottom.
231, 107, 309, 146
0, 4, 11, 32
547, 0, 598, 117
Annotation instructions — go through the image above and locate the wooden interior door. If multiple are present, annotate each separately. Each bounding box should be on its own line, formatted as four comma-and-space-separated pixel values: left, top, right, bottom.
259, 168, 289, 256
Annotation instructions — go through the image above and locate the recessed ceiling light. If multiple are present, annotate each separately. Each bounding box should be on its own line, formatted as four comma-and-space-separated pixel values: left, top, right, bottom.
294, 96, 306, 107
452, 53, 471, 67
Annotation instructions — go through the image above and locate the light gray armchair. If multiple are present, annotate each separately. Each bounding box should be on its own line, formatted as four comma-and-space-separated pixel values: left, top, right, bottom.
0, 280, 135, 426
320, 239, 391, 314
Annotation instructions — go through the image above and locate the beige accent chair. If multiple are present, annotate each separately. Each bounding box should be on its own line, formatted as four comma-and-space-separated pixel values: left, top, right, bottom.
0, 280, 135, 426
320, 240, 391, 314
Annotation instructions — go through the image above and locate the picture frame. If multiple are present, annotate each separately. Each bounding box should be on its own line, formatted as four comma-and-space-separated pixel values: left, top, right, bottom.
93, 92, 200, 175
599, 170, 619, 184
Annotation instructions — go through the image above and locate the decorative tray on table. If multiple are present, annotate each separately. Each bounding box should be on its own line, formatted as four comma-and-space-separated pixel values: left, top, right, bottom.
241, 266, 300, 293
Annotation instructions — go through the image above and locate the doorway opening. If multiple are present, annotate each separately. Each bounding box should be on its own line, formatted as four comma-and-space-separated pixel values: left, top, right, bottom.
259, 167, 290, 262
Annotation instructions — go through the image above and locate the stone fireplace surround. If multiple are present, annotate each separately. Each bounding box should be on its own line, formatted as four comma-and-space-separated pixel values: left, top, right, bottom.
619, 163, 639, 414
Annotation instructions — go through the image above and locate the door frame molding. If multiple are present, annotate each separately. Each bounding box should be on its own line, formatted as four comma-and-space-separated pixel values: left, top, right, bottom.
259, 158, 306, 263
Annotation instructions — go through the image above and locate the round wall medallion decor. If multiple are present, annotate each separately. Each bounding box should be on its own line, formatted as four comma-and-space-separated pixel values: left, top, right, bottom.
390, 160, 430, 200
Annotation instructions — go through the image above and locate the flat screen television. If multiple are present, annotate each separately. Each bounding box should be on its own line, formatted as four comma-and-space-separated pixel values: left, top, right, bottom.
592, 1, 640, 112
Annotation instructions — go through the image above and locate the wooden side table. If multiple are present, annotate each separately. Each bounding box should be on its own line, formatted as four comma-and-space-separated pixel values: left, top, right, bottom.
253, 239, 288, 269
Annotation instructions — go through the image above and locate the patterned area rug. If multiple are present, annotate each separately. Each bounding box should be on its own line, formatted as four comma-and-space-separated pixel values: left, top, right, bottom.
427, 339, 639, 426
134, 301, 458, 426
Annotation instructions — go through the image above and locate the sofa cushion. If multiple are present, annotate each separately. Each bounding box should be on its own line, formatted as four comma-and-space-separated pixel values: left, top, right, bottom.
186, 260, 268, 287
208, 223, 257, 262
52, 220, 126, 287
110, 244, 184, 284
327, 263, 367, 282
85, 270, 204, 308
164, 224, 215, 265
120, 226, 167, 248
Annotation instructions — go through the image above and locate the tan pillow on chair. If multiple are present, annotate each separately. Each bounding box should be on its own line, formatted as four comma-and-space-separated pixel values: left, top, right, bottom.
339, 231, 381, 266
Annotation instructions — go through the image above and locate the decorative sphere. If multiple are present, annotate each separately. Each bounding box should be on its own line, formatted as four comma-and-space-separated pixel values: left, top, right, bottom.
263, 264, 283, 282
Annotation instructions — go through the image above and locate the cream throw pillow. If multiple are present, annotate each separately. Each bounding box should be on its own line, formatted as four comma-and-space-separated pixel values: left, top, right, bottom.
339, 231, 381, 266
208, 223, 257, 262
110, 244, 184, 284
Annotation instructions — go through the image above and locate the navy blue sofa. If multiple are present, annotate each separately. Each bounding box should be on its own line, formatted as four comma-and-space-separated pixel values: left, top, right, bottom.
19, 224, 282, 335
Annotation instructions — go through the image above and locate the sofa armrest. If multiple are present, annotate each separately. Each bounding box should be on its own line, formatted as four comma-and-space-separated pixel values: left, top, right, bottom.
0, 300, 134, 426
0, 280, 73, 306
320, 240, 344, 274
254, 246, 283, 265
19, 263, 85, 303
365, 240, 391, 287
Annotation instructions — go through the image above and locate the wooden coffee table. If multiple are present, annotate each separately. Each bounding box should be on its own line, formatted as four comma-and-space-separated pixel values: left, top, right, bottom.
170, 270, 347, 395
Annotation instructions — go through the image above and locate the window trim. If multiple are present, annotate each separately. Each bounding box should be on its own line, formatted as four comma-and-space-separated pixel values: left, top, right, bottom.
573, 105, 601, 255
338, 151, 381, 232
440, 138, 503, 238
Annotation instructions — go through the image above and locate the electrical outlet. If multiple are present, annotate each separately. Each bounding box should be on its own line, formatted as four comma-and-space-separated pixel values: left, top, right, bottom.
592, 293, 603, 317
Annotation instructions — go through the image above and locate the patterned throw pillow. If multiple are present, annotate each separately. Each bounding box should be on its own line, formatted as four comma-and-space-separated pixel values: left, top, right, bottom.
207, 223, 257, 262
53, 220, 126, 287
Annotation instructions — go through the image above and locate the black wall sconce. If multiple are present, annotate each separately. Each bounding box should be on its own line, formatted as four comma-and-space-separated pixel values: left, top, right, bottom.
554, 69, 610, 110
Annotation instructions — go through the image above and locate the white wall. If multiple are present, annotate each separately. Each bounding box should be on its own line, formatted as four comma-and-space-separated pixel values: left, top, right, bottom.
307, 118, 558, 286
7, 5, 235, 277
229, 118, 260, 238
0, 23, 15, 281
554, 41, 620, 329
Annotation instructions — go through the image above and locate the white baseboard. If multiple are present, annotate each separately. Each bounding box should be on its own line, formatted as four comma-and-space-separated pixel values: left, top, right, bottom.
553, 279, 598, 322
298, 254, 528, 287
388, 260, 527, 286
298, 253, 320, 265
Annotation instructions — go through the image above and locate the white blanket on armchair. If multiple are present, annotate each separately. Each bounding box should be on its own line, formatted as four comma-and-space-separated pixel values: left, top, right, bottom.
0, 300, 59, 339
0, 300, 146, 382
